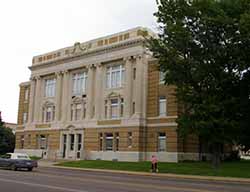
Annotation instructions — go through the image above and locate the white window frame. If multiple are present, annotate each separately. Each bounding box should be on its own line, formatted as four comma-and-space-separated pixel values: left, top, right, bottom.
159, 96, 167, 116
43, 105, 55, 122
75, 103, 82, 121
72, 72, 87, 95
45, 78, 56, 97
105, 133, 113, 151
106, 65, 125, 89
23, 112, 28, 124
24, 88, 29, 101
158, 132, 166, 152
110, 98, 119, 119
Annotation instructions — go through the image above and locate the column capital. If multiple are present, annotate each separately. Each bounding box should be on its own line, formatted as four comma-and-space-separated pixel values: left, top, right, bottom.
55, 71, 63, 77
87, 64, 96, 70
29, 76, 36, 81
135, 54, 143, 60
123, 56, 136, 62
62, 70, 69, 75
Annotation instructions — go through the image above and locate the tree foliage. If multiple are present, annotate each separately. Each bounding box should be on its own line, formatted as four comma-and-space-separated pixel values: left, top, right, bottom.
149, 0, 250, 167
0, 113, 15, 155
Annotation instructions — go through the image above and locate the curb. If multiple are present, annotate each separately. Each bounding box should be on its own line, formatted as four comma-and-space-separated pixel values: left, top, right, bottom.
38, 162, 250, 184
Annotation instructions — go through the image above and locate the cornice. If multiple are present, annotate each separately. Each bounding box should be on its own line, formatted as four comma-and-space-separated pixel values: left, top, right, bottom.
29, 38, 144, 71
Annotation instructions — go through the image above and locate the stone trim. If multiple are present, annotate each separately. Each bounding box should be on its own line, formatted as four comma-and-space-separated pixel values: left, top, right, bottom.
97, 120, 121, 125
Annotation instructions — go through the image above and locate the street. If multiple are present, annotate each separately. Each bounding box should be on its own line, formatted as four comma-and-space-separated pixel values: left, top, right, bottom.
0, 167, 249, 192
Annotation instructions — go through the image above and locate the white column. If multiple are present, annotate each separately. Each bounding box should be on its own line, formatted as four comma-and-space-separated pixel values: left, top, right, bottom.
34, 76, 42, 123
28, 77, 36, 124
61, 71, 69, 122
134, 55, 144, 117
124, 57, 133, 118
86, 65, 95, 119
55, 72, 63, 122
94, 63, 103, 119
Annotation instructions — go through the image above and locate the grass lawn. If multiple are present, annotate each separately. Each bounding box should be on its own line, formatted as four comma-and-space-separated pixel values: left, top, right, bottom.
56, 160, 250, 178
30, 156, 42, 161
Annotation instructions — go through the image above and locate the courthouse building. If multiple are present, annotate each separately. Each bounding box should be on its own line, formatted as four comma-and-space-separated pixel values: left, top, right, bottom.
15, 27, 199, 162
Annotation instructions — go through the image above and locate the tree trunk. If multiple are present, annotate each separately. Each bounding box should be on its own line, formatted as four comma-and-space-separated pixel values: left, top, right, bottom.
211, 143, 222, 170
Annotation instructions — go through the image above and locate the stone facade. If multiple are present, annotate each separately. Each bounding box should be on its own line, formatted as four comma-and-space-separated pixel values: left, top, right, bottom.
15, 27, 200, 162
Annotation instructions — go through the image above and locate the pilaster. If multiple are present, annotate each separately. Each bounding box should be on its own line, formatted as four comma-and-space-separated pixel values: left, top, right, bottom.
134, 55, 144, 118
124, 57, 133, 118
55, 72, 63, 122
28, 77, 36, 124
33, 76, 42, 123
94, 63, 103, 119
86, 64, 95, 119
61, 70, 69, 122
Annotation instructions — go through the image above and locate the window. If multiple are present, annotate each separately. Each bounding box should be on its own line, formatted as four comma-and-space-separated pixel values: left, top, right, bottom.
20, 135, 24, 149
77, 134, 82, 151
27, 134, 31, 147
99, 133, 103, 151
128, 132, 132, 148
75, 104, 81, 121
38, 135, 47, 150
24, 88, 29, 101
104, 100, 108, 119
45, 78, 56, 97
133, 68, 136, 80
70, 134, 75, 151
23, 112, 28, 124
105, 133, 113, 151
120, 98, 124, 117
159, 71, 165, 84
115, 132, 119, 151
106, 65, 125, 88
110, 99, 118, 119
158, 132, 166, 152
72, 72, 87, 95
132, 102, 135, 114
44, 106, 55, 122
159, 96, 167, 116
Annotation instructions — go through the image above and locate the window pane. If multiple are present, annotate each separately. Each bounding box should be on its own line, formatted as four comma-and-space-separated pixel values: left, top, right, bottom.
75, 104, 81, 121
158, 133, 166, 151
111, 99, 118, 119
106, 65, 125, 89
105, 133, 113, 151
70, 134, 75, 151
45, 79, 56, 97
159, 96, 167, 116
73, 72, 87, 95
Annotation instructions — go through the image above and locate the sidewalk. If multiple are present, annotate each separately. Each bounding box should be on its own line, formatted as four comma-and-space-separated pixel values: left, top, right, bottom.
38, 160, 250, 184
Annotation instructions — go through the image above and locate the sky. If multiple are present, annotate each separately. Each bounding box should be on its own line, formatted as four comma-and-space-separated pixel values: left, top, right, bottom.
0, 0, 158, 123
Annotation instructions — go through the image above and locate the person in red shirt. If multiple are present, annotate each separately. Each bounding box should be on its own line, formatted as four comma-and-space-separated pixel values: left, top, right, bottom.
151, 155, 158, 172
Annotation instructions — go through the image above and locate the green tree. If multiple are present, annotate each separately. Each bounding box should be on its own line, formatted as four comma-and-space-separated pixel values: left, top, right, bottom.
0, 112, 15, 155
149, 0, 250, 168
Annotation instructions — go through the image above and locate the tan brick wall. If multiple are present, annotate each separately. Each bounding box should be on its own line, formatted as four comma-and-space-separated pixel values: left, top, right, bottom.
17, 84, 30, 126
147, 61, 178, 117
146, 126, 178, 152
15, 130, 60, 150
